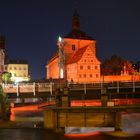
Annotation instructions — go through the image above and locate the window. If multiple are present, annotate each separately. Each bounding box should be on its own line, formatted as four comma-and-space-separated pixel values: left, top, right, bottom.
19, 67, 21, 70
89, 74, 92, 78
84, 60, 86, 62
9, 67, 12, 70
83, 74, 86, 78
87, 66, 90, 70
96, 74, 98, 78
95, 66, 98, 70
72, 45, 75, 51
24, 67, 26, 70
4, 66, 7, 70
79, 74, 81, 78
14, 67, 17, 70
80, 66, 83, 70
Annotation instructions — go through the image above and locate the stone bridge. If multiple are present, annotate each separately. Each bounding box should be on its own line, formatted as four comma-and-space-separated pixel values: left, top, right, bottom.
43, 106, 140, 131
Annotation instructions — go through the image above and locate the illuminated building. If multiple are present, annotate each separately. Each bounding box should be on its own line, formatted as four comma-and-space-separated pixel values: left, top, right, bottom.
4, 60, 30, 83
46, 11, 101, 83
0, 36, 30, 83
0, 36, 5, 81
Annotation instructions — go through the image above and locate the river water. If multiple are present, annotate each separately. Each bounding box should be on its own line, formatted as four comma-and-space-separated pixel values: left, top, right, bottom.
0, 128, 139, 140
0, 107, 139, 140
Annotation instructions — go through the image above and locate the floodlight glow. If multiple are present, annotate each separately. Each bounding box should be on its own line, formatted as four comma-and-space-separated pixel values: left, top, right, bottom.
15, 78, 22, 83
58, 36, 62, 42
60, 68, 64, 78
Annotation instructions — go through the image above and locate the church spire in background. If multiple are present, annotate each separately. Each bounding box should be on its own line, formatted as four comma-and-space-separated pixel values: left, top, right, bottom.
72, 0, 80, 31
65, 0, 94, 40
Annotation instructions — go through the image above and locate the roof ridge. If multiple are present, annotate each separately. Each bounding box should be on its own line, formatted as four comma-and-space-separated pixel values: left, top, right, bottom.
67, 45, 88, 64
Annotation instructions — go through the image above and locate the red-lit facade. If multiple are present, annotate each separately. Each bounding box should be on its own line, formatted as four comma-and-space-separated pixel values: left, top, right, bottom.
46, 11, 101, 83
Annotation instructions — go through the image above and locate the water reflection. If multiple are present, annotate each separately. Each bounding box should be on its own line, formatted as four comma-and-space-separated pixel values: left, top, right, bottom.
4, 106, 139, 140
0, 129, 139, 140
0, 129, 64, 140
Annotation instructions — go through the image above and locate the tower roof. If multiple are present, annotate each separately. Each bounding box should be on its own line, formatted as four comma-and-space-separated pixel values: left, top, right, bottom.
65, 11, 94, 40
73, 9, 79, 17
72, 10, 80, 31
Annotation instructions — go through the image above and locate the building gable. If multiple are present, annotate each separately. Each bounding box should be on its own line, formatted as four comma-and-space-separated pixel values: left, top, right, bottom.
67, 45, 100, 65
80, 45, 101, 65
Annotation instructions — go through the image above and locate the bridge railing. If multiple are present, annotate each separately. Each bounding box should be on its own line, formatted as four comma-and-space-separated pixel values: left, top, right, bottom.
3, 84, 17, 93
68, 81, 140, 93
1, 81, 140, 96
38, 83, 52, 92
2, 82, 53, 96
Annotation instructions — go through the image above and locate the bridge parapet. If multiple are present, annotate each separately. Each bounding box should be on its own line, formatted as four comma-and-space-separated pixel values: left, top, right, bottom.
43, 106, 140, 131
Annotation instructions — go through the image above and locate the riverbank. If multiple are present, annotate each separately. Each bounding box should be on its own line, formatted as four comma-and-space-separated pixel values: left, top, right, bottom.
0, 120, 43, 128
0, 121, 140, 140
64, 131, 140, 140
104, 131, 135, 136
0, 121, 18, 128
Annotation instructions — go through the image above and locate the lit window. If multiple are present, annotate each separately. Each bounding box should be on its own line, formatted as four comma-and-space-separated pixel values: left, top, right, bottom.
72, 45, 75, 51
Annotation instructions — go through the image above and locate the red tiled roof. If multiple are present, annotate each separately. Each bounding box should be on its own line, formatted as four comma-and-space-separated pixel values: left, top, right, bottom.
67, 46, 88, 64
47, 52, 58, 64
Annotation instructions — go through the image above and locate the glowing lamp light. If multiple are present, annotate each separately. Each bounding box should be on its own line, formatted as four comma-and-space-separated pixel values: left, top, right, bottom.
58, 36, 62, 42
15, 78, 22, 84
60, 68, 64, 78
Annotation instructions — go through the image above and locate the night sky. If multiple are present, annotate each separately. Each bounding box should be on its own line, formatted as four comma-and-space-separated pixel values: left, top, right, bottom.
0, 0, 140, 79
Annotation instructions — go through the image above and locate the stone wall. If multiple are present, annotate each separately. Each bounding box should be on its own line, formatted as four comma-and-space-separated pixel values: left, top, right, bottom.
102, 75, 140, 82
